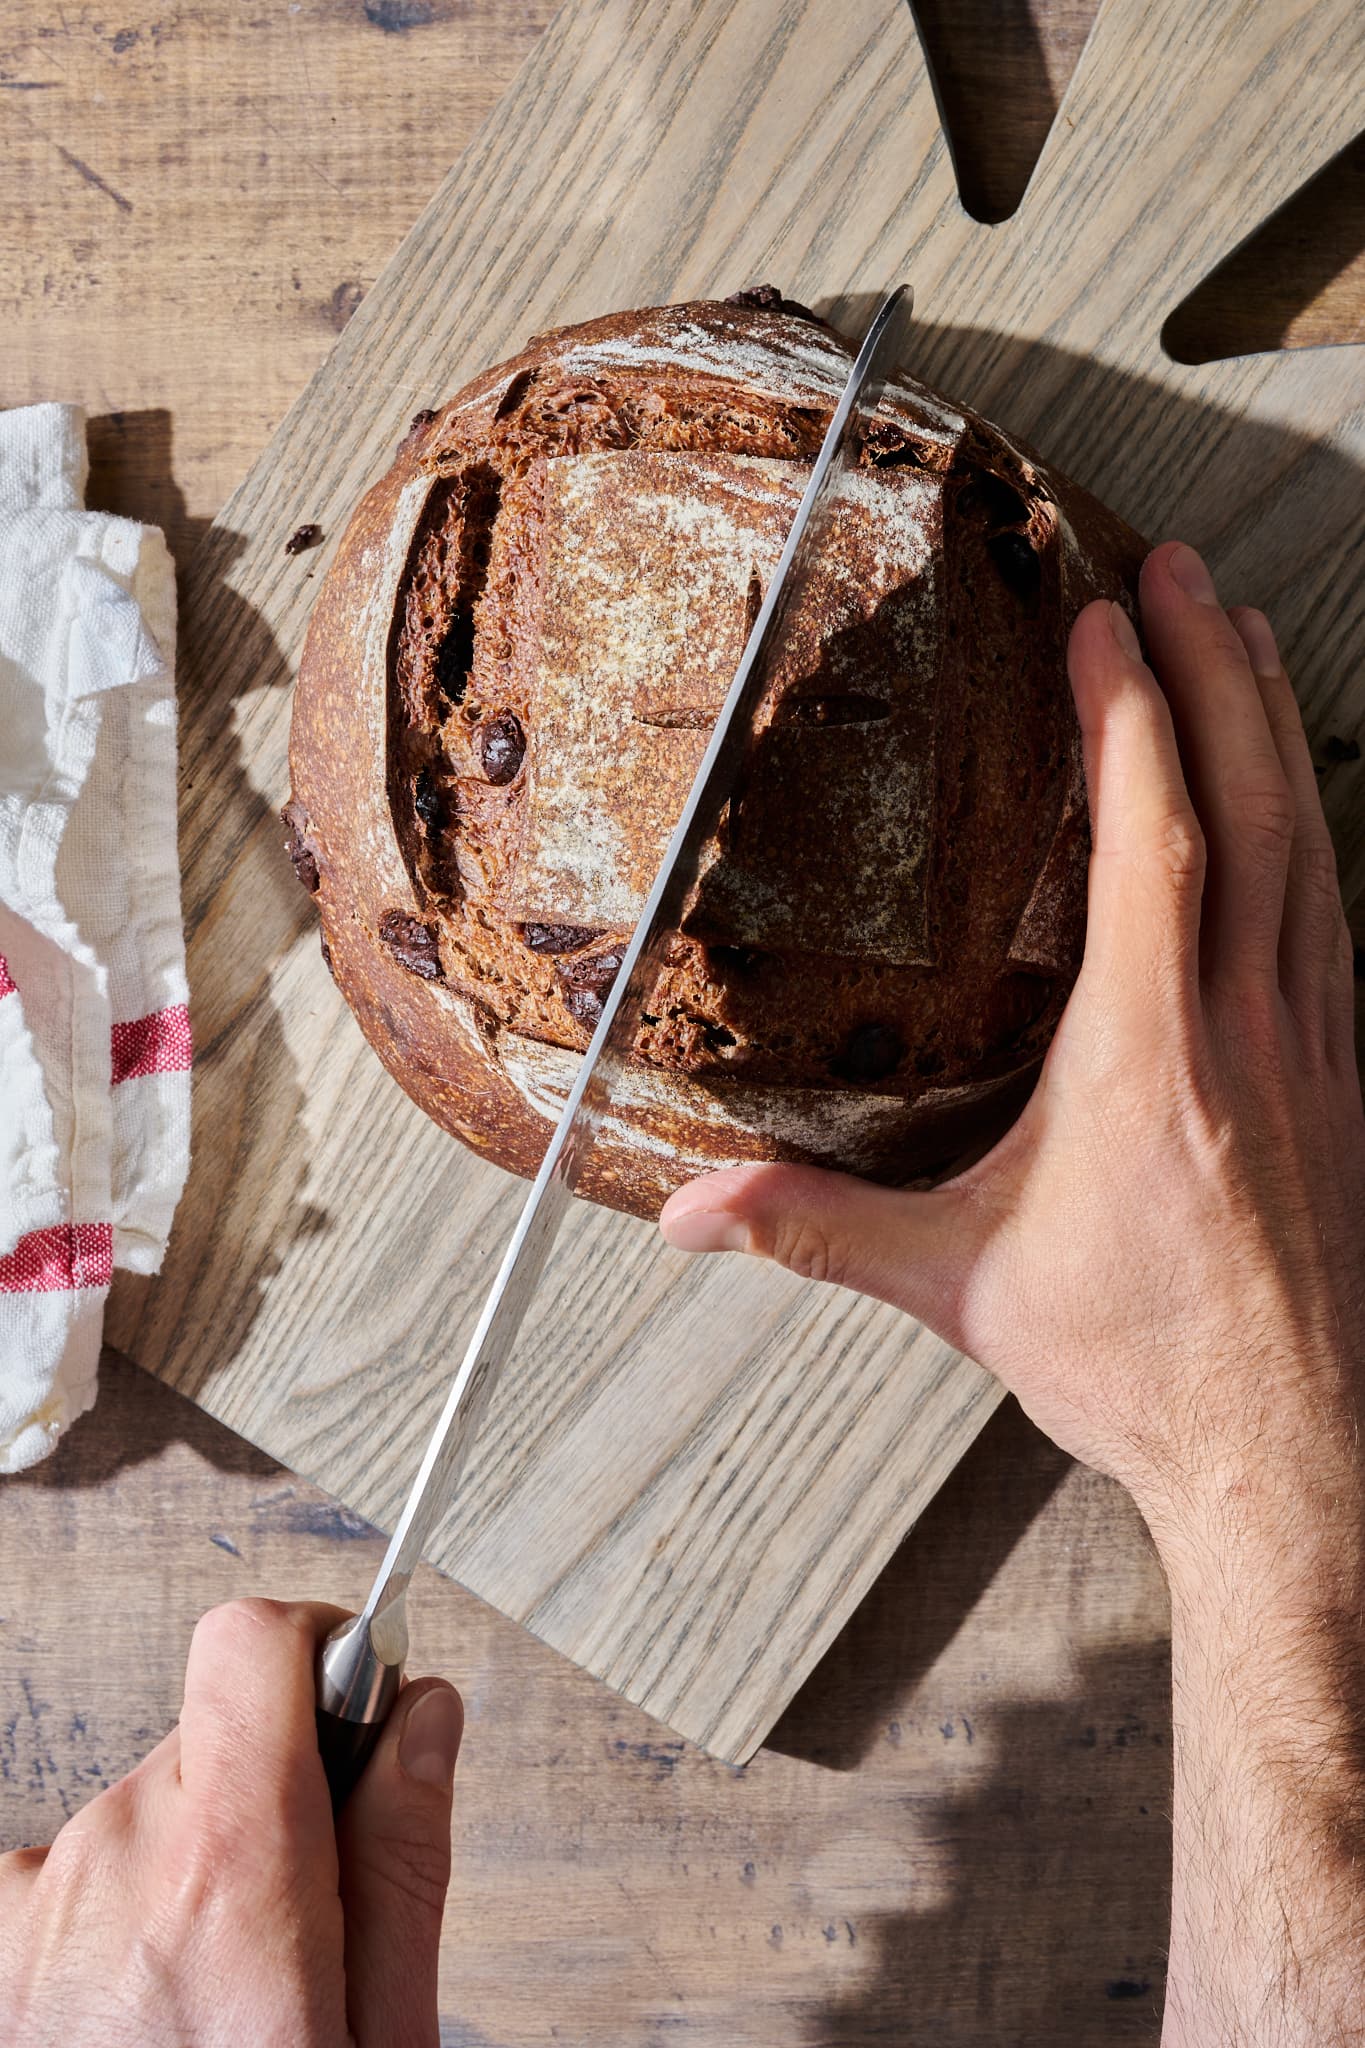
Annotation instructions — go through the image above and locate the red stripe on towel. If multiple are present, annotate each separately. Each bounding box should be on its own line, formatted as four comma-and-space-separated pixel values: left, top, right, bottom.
0, 955, 15, 999
111, 1002, 192, 1083
0, 1223, 114, 1292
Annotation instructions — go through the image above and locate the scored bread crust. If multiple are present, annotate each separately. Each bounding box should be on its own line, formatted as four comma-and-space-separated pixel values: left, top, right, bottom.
288, 298, 1146, 1219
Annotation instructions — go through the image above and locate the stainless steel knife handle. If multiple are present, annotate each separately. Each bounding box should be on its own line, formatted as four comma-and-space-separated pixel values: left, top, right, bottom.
314, 1610, 406, 1812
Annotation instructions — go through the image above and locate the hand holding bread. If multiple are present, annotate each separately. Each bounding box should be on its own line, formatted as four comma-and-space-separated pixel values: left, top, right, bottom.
662, 543, 1365, 1542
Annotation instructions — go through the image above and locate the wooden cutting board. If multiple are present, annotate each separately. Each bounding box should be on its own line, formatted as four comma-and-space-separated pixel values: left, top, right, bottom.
106, 0, 1364, 1763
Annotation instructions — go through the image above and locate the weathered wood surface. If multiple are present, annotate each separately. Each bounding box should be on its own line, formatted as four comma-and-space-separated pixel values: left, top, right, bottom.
84, 0, 1365, 1762
0, 0, 558, 564
1, 0, 1361, 2034
1, 1354, 1174, 2046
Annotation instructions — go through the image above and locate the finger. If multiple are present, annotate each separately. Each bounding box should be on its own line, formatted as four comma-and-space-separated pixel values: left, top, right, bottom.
1066, 597, 1205, 1008
1139, 544, 1294, 986
1228, 608, 1354, 1059
178, 1598, 347, 1834
659, 1160, 1000, 1353
338, 1677, 461, 2048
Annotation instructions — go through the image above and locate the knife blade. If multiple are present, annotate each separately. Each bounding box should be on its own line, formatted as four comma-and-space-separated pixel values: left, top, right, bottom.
314, 283, 913, 1807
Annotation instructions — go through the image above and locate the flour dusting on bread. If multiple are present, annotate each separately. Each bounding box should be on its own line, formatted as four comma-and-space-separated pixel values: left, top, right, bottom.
288, 296, 1146, 1218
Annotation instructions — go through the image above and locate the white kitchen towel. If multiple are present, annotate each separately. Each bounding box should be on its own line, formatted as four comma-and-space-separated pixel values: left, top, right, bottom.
0, 403, 190, 1472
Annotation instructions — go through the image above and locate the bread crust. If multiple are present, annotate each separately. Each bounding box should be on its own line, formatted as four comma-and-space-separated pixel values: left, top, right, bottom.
289, 299, 1145, 1218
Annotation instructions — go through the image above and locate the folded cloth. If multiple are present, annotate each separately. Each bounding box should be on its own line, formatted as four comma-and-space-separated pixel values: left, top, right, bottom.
0, 403, 190, 1472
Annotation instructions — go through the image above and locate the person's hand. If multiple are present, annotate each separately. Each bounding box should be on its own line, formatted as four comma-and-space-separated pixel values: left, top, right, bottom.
0, 1598, 462, 2048
661, 541, 1365, 1576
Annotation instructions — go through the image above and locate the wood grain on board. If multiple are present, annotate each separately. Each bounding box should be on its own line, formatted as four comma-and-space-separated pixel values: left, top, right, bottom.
1, 0, 1362, 2035
94, 0, 1365, 1763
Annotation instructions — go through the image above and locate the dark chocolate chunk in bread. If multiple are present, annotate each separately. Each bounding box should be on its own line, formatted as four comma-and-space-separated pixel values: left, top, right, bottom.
556, 946, 626, 1029
724, 283, 821, 324
522, 923, 603, 954
378, 910, 443, 980
477, 713, 525, 785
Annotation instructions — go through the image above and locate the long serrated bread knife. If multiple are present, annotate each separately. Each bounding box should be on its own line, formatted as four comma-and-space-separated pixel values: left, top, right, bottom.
314, 284, 913, 1807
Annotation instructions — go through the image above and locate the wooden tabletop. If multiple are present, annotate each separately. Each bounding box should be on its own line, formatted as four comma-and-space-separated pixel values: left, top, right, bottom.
1, 5, 1360, 2040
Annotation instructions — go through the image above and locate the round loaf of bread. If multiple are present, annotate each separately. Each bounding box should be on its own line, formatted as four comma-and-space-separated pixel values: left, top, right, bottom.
287, 294, 1145, 1218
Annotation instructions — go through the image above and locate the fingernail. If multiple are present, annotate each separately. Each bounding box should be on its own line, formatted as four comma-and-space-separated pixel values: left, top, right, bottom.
660, 1207, 749, 1254
398, 1686, 461, 1788
1108, 601, 1141, 659
1233, 608, 1280, 677
1168, 543, 1218, 605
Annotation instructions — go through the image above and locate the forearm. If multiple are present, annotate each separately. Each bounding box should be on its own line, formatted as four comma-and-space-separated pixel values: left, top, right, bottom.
1160, 1489, 1365, 2047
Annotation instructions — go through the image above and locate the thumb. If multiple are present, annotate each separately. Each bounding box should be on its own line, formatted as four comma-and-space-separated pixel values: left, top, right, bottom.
659, 1161, 993, 1347
337, 1676, 462, 2048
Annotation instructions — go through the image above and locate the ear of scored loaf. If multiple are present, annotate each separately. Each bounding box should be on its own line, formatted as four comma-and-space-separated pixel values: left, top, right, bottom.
287, 297, 1146, 1219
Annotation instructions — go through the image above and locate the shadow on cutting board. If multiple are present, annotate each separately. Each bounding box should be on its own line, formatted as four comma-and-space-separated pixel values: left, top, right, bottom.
765, 1403, 1171, 2038
769, 1399, 1074, 1773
